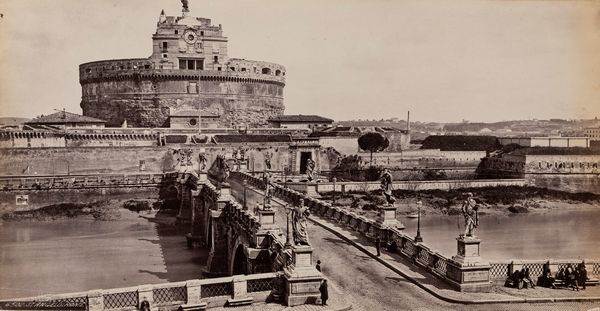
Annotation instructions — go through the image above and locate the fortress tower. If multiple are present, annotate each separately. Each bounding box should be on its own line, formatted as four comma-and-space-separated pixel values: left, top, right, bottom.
79, 2, 285, 128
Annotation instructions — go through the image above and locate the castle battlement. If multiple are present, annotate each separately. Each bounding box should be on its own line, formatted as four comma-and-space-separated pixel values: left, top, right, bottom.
79, 1, 286, 128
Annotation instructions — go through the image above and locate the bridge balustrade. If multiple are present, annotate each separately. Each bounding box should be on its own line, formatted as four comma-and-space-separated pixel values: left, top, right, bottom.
231, 171, 600, 292
488, 260, 600, 281
0, 273, 283, 311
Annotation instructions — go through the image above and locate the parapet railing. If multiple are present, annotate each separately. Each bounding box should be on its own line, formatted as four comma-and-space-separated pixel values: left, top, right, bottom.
0, 272, 283, 311
0, 173, 165, 191
232, 171, 457, 286
488, 260, 600, 281
291, 179, 527, 193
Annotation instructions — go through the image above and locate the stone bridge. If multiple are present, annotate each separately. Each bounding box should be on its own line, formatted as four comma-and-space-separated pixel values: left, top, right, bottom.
164, 170, 323, 306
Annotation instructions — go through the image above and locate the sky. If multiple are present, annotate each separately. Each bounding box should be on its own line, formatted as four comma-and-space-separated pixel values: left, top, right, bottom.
0, 0, 599, 123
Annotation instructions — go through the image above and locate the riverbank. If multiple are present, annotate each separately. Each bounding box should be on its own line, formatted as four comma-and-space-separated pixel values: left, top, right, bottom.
0, 199, 160, 222
318, 186, 600, 220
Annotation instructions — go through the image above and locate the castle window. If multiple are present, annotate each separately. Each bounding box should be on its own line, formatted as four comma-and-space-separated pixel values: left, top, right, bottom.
189, 118, 197, 126
175, 30, 179, 34
213, 56, 219, 63
162, 42, 168, 51
275, 69, 281, 76
262, 68, 271, 74
179, 58, 204, 70
241, 68, 246, 72
230, 67, 236, 71
188, 82, 197, 93
217, 67, 222, 71
200, 31, 204, 36
162, 53, 168, 58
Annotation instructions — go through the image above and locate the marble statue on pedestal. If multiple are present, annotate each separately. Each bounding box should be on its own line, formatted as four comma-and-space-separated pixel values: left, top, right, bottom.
380, 169, 396, 206
292, 199, 310, 245
461, 193, 479, 237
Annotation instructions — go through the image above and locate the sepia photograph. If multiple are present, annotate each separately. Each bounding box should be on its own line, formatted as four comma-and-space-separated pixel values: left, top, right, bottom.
0, 0, 599, 310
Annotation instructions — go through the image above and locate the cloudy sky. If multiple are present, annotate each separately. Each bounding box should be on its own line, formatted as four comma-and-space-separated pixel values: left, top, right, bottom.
1, 0, 599, 122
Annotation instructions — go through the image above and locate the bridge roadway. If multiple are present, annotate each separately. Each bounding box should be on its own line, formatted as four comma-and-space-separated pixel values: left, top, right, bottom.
228, 179, 597, 311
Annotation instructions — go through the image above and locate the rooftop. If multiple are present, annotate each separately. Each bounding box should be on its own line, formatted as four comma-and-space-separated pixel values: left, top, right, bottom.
310, 126, 408, 137
213, 134, 292, 143
268, 115, 334, 123
27, 111, 106, 125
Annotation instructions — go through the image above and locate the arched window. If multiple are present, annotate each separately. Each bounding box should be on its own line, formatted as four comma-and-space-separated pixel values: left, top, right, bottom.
275, 69, 281, 76
262, 67, 271, 74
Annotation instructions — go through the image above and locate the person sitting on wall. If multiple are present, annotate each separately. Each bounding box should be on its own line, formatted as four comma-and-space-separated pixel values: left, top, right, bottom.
556, 268, 565, 286
565, 265, 579, 291
523, 268, 535, 289
505, 270, 521, 288
578, 263, 588, 291
538, 263, 557, 289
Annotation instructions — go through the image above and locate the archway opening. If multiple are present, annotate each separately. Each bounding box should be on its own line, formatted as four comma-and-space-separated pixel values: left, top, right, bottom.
232, 246, 248, 275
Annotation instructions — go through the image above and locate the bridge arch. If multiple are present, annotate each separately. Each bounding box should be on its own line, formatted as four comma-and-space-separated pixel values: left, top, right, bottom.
231, 244, 248, 275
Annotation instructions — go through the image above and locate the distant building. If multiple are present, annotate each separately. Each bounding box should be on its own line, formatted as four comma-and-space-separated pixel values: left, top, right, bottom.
584, 127, 600, 141
499, 137, 590, 148
310, 126, 410, 154
268, 115, 333, 130
169, 110, 220, 129
26, 111, 106, 129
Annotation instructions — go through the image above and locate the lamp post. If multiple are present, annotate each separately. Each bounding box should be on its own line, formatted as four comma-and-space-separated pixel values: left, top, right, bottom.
285, 204, 292, 248
243, 179, 248, 210
415, 200, 423, 243
332, 177, 337, 205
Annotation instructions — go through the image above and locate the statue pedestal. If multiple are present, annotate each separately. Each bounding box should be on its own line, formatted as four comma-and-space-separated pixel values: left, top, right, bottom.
284, 245, 323, 306
445, 236, 491, 292
376, 205, 404, 229
303, 183, 320, 198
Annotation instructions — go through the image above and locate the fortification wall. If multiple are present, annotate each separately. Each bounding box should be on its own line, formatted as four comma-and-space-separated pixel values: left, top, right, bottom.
0, 144, 297, 176
527, 173, 600, 194
80, 60, 285, 128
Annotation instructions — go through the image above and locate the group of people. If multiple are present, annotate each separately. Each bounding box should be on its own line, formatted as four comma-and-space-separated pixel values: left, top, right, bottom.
505, 268, 536, 289
505, 263, 588, 291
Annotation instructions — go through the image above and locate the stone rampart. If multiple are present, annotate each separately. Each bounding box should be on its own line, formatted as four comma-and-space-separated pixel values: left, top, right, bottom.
80, 59, 286, 128
0, 173, 163, 212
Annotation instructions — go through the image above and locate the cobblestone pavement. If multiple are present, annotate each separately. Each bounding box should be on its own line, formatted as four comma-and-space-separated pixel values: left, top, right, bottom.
229, 180, 600, 311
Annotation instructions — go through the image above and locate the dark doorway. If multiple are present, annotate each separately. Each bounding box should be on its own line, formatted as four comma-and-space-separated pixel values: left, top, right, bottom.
232, 246, 247, 275
299, 152, 312, 174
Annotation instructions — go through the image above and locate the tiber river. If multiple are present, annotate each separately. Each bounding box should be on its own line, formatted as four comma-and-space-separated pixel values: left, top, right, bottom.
0, 208, 599, 299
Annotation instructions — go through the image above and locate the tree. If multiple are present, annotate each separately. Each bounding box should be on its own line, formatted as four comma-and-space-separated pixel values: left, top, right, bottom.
358, 132, 389, 166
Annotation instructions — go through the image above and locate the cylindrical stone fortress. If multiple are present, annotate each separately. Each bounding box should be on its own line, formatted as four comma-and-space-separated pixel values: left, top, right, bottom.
80, 6, 285, 128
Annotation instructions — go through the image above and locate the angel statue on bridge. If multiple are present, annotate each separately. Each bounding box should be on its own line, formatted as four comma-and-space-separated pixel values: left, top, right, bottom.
461, 192, 479, 237
292, 198, 310, 246
380, 168, 396, 206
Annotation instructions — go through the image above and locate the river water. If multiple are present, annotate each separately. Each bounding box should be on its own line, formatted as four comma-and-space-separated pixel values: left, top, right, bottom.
1, 203, 599, 300
0, 210, 207, 300
400, 208, 600, 261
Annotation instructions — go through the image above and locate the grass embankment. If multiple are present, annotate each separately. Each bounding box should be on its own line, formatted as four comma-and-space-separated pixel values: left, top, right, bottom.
1, 199, 158, 221
318, 186, 600, 219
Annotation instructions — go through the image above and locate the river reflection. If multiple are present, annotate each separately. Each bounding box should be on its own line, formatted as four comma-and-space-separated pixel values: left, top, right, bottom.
401, 208, 600, 261
0, 211, 207, 299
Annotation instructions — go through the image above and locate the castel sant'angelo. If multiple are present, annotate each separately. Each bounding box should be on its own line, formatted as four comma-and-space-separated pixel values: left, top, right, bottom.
79, 0, 286, 128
